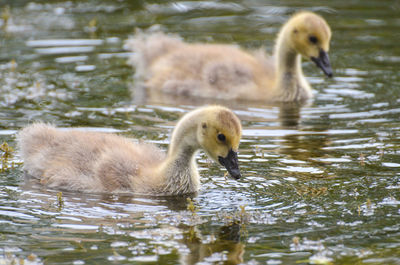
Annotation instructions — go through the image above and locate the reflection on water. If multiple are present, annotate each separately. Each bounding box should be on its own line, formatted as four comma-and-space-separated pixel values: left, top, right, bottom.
181, 223, 245, 265
1, 0, 400, 264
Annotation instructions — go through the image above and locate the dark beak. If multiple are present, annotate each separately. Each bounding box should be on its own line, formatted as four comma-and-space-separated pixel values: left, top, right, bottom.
218, 149, 242, 180
311, 49, 333, 78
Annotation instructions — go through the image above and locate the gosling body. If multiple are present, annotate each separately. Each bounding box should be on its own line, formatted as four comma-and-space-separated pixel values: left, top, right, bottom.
126, 11, 332, 102
18, 106, 242, 195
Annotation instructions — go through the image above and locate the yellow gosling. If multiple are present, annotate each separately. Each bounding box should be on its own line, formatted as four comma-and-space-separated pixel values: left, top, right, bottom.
126, 11, 332, 102
18, 106, 242, 195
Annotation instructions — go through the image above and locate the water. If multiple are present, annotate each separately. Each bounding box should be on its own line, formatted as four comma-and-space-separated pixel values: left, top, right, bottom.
1, 0, 400, 264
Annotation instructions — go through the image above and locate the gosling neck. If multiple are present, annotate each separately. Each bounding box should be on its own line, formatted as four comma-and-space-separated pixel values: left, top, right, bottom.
274, 30, 310, 101
160, 110, 202, 195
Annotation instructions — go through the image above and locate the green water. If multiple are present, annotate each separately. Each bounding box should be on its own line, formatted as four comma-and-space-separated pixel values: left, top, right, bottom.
1, 0, 400, 264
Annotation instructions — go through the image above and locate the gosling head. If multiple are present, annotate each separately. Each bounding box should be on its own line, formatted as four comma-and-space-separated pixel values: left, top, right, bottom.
288, 12, 333, 77
197, 106, 242, 180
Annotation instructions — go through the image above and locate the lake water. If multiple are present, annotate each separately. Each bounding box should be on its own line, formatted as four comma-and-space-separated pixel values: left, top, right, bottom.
0, 0, 400, 264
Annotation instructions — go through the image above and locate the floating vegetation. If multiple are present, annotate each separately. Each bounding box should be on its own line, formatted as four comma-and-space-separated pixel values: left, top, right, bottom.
85, 17, 98, 38
0, 141, 18, 172
215, 205, 250, 241
366, 198, 372, 209
359, 153, 365, 166
292, 236, 300, 248
56, 191, 64, 210
0, 251, 42, 265
185, 225, 200, 243
88, 18, 97, 31
0, 58, 78, 108
184, 197, 205, 226
10, 59, 16, 71
0, 5, 10, 30
238, 205, 249, 225
186, 197, 197, 214
0, 141, 13, 160
253, 145, 265, 158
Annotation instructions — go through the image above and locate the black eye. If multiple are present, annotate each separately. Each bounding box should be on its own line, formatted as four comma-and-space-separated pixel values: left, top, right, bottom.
217, 133, 226, 142
309, 35, 318, 44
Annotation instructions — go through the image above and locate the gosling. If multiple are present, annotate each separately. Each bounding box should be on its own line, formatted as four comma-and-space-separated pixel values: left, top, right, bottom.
126, 11, 332, 102
18, 106, 242, 195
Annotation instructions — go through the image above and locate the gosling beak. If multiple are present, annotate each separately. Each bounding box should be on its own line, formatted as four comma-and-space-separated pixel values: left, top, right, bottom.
218, 149, 242, 180
311, 49, 333, 78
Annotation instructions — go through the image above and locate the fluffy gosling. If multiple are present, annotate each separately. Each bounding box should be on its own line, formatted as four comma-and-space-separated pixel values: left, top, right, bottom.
18, 106, 242, 196
126, 11, 332, 102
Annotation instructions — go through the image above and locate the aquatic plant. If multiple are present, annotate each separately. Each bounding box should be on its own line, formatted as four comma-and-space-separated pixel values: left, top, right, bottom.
0, 142, 17, 172
359, 153, 365, 166
186, 198, 198, 215
56, 191, 64, 210
85, 17, 98, 38
0, 252, 41, 264
1, 5, 10, 30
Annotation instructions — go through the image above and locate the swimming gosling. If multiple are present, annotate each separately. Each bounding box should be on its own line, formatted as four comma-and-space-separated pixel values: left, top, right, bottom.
126, 11, 332, 102
18, 106, 242, 195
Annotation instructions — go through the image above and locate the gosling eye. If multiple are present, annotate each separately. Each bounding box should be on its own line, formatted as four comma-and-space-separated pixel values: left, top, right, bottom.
309, 35, 318, 44
217, 133, 226, 142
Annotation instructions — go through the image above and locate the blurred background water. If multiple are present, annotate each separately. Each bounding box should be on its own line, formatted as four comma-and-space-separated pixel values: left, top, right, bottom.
0, 0, 400, 264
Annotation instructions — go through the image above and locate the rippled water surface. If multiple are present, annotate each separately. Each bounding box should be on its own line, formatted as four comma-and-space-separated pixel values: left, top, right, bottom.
1, 0, 400, 264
